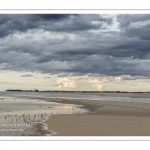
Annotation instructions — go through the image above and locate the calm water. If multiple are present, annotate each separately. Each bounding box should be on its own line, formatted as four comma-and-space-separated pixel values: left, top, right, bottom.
1, 91, 150, 103
0, 92, 88, 136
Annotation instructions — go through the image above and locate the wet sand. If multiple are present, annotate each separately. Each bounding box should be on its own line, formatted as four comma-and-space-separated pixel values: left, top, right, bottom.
46, 114, 150, 136
96, 92, 150, 98
41, 93, 150, 136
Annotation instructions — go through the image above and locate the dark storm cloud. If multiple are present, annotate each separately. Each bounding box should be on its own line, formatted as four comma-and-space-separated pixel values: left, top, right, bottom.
0, 14, 112, 38
117, 14, 150, 28
0, 14, 150, 78
124, 24, 150, 40
32, 14, 76, 20
117, 14, 150, 40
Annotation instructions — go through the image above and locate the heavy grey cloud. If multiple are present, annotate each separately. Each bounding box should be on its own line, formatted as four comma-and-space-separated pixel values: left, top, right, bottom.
0, 14, 112, 38
117, 14, 150, 28
117, 14, 150, 40
124, 24, 150, 40
0, 14, 150, 78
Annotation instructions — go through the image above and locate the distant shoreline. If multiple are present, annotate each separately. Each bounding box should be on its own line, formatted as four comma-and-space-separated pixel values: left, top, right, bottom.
5, 90, 150, 98
5, 89, 150, 93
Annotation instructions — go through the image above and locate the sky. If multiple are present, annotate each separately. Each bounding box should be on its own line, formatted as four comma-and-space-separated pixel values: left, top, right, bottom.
0, 14, 150, 91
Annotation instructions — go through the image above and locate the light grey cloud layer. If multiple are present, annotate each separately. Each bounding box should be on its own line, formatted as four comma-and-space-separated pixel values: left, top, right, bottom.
20, 74, 33, 77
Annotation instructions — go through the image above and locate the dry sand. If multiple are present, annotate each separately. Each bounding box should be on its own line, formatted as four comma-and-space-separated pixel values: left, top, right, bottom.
39, 93, 150, 136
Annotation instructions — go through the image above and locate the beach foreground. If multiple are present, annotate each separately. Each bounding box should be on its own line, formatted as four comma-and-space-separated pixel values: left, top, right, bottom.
46, 114, 150, 136
41, 95, 150, 136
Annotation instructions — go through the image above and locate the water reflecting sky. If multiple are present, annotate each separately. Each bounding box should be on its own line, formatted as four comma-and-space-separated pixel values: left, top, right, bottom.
1, 91, 150, 103
0, 93, 87, 136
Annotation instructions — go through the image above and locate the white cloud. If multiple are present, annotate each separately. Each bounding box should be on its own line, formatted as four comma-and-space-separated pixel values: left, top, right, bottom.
56, 77, 76, 89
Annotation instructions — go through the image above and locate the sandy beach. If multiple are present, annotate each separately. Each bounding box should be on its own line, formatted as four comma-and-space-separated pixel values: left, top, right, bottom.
40, 93, 150, 136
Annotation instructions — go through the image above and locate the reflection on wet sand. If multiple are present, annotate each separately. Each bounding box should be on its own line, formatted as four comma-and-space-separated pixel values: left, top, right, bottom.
0, 97, 87, 136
